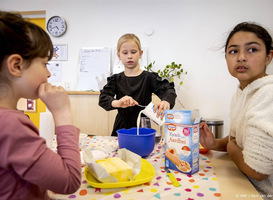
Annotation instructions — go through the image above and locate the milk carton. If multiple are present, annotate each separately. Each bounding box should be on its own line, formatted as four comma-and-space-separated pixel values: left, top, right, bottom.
164, 110, 200, 175
142, 102, 165, 126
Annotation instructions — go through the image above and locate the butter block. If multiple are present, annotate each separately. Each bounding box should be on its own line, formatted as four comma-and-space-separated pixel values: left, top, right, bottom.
96, 157, 133, 182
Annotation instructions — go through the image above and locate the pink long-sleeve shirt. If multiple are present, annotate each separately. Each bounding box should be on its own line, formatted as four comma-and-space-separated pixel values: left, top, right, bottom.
0, 108, 82, 200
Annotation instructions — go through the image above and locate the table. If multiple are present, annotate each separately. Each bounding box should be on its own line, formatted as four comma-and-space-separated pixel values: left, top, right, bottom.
206, 151, 262, 200
49, 136, 262, 200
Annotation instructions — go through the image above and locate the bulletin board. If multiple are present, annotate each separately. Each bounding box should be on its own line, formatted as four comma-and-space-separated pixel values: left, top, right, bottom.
77, 47, 111, 91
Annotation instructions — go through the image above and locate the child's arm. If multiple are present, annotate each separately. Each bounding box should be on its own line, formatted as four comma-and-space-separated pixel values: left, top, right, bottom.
1, 112, 81, 194
99, 76, 117, 111
99, 75, 139, 109
34, 83, 82, 193
111, 95, 138, 108
151, 74, 177, 118
199, 122, 229, 151
153, 100, 170, 118
155, 85, 176, 109
151, 73, 176, 109
227, 139, 269, 181
38, 83, 73, 126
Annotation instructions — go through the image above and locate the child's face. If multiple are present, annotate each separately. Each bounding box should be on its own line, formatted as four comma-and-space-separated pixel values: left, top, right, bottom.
117, 40, 143, 70
17, 57, 51, 99
225, 31, 272, 89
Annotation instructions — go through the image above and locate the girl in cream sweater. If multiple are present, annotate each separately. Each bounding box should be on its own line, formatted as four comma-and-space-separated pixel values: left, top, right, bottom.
200, 22, 273, 198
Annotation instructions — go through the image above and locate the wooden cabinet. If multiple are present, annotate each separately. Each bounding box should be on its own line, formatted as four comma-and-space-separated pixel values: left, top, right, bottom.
68, 91, 116, 136
68, 91, 161, 136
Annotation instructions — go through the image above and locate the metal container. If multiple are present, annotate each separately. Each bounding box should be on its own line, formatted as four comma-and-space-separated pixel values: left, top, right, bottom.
203, 119, 224, 138
140, 117, 151, 128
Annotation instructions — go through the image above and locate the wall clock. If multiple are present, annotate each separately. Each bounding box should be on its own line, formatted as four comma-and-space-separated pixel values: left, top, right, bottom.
47, 16, 67, 37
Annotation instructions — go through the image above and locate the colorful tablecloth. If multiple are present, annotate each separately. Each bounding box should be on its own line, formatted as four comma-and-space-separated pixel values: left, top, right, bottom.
49, 136, 221, 200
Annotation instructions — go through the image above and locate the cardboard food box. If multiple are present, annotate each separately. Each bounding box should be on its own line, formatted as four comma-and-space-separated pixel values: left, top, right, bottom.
164, 110, 200, 175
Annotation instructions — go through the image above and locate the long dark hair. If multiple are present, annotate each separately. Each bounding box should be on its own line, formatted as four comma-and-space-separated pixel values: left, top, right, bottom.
225, 22, 273, 55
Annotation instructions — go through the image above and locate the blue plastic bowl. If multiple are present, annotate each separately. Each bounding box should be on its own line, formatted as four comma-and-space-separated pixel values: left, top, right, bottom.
117, 127, 156, 157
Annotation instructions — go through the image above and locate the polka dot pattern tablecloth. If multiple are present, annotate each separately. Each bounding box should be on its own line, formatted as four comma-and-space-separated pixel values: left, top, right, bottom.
49, 136, 221, 200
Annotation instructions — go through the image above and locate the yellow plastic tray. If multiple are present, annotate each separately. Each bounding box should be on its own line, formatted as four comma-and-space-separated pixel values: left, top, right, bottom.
84, 159, 155, 188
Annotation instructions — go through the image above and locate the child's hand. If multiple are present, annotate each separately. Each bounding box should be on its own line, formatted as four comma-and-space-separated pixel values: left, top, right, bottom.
153, 100, 170, 119
112, 95, 138, 108
227, 136, 238, 155
38, 83, 73, 126
199, 122, 215, 149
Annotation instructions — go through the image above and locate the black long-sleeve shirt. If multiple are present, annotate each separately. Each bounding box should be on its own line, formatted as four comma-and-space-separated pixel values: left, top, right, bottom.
99, 71, 177, 136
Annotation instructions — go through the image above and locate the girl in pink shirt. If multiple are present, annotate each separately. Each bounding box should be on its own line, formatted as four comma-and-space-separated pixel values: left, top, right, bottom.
0, 11, 81, 199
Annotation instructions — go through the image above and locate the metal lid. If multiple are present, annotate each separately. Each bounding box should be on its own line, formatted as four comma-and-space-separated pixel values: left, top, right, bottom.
203, 119, 224, 125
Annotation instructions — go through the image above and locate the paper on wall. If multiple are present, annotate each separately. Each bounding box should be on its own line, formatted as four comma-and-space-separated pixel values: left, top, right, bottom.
77, 47, 111, 91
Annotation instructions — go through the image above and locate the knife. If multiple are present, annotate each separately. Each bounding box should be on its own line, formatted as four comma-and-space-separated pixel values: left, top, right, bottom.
165, 167, 180, 187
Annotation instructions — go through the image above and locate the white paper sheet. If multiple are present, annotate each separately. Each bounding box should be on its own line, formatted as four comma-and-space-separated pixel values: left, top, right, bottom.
77, 47, 111, 91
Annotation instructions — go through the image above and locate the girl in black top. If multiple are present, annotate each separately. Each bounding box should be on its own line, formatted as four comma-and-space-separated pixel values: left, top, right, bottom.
99, 33, 177, 136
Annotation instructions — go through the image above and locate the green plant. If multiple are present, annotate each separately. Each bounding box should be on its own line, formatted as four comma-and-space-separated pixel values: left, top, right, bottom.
145, 61, 187, 85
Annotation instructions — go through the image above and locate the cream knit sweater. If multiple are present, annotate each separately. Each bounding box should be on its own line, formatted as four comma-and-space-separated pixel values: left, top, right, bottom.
230, 75, 273, 197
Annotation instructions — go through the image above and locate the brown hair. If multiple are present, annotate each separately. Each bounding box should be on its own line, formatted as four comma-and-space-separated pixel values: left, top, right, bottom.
117, 33, 142, 52
0, 11, 53, 69
225, 22, 273, 55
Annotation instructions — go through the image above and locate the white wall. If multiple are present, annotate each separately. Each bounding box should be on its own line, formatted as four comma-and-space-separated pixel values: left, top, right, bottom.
1, 0, 273, 136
